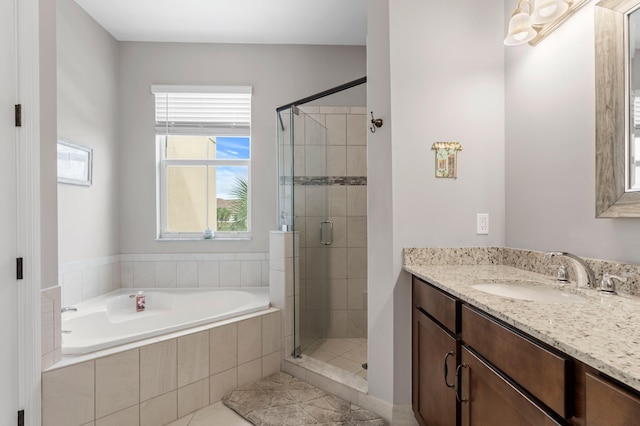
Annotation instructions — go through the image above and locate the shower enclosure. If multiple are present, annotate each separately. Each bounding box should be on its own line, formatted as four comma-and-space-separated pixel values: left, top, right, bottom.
277, 77, 368, 379
277, 105, 330, 355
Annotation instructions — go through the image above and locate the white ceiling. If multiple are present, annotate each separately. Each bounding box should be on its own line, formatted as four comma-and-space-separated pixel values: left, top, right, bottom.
74, 0, 367, 45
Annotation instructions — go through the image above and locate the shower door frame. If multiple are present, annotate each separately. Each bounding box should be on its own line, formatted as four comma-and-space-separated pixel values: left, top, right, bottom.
276, 76, 367, 358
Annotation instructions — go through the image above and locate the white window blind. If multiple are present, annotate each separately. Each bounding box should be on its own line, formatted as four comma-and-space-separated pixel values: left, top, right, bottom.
152, 85, 252, 136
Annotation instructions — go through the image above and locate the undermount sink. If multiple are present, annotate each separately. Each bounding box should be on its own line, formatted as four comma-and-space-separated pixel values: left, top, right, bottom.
471, 282, 586, 303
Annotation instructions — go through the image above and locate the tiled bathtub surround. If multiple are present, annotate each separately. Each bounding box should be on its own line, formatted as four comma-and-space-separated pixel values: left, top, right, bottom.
404, 246, 640, 296
269, 231, 296, 358
120, 253, 270, 289
59, 252, 270, 308
41, 286, 62, 370
59, 255, 120, 308
42, 309, 282, 426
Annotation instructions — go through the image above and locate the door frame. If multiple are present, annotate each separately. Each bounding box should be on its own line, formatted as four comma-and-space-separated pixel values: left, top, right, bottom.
16, 0, 42, 425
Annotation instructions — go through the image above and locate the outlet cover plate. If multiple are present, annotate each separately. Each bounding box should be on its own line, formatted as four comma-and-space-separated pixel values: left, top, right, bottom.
477, 213, 489, 235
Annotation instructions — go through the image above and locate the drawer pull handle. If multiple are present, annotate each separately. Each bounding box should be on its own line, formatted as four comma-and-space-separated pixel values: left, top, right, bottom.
456, 363, 468, 403
443, 351, 455, 389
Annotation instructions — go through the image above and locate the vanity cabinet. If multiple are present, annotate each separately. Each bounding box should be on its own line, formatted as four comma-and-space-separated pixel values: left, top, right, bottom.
412, 276, 566, 425
585, 372, 640, 425
412, 276, 459, 426
412, 274, 640, 426
460, 346, 562, 426
461, 305, 571, 418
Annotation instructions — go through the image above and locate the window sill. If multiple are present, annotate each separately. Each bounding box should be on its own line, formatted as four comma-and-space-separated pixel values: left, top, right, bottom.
155, 236, 252, 242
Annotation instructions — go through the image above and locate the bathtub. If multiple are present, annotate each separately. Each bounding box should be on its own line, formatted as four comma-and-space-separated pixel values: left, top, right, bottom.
61, 287, 270, 354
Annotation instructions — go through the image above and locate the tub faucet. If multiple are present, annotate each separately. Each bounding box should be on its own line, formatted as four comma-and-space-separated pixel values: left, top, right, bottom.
543, 251, 596, 289
61, 306, 78, 313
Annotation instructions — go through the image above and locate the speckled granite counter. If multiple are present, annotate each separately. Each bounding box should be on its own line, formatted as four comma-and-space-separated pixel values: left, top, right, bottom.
403, 247, 640, 394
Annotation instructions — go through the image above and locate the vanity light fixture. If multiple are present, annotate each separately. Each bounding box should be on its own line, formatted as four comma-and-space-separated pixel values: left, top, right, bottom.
530, 0, 569, 25
504, 1, 537, 46
504, 0, 590, 46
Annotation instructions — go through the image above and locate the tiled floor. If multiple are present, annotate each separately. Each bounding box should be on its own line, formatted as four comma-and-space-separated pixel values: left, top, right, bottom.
163, 339, 368, 425
302, 337, 368, 380
167, 401, 251, 426
164, 339, 368, 425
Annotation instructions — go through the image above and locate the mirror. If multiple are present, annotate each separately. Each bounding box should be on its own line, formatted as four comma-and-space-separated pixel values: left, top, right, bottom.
630, 9, 640, 190
595, 0, 640, 217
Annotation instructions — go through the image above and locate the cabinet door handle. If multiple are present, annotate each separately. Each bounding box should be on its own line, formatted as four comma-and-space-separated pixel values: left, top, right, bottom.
443, 351, 456, 389
456, 363, 468, 403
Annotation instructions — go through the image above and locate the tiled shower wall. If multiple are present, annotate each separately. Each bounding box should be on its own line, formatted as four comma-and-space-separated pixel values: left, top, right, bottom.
295, 106, 368, 340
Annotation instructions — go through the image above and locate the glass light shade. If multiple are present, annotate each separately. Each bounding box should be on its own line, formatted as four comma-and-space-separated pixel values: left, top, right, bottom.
504, 11, 537, 46
530, 0, 569, 25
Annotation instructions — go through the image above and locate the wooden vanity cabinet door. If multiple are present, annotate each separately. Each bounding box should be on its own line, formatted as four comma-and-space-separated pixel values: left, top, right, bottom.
460, 347, 562, 426
412, 309, 458, 426
461, 305, 571, 418
585, 372, 640, 426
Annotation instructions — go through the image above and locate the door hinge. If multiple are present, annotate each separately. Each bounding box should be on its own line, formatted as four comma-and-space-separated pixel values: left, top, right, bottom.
16, 258, 23, 280
15, 104, 22, 127
17, 410, 24, 426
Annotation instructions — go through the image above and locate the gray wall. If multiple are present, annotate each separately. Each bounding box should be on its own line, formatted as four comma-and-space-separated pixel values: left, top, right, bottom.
366, 0, 395, 405
367, 0, 506, 405
505, 1, 640, 265
57, 0, 121, 265
40, 0, 58, 288
118, 42, 366, 255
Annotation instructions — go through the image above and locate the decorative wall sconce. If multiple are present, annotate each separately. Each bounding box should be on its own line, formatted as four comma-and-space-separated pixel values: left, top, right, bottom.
432, 142, 463, 179
504, 0, 590, 46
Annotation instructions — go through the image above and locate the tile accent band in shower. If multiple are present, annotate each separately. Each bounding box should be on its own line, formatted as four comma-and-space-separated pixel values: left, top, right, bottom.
280, 176, 367, 186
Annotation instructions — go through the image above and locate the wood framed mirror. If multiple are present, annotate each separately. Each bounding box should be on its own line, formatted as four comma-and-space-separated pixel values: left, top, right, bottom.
596, 0, 640, 217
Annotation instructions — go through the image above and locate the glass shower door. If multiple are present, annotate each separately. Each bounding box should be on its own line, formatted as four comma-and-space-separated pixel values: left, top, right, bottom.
295, 108, 329, 356
277, 106, 329, 356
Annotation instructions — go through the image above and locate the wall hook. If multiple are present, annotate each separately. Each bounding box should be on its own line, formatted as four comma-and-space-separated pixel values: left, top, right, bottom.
370, 112, 383, 133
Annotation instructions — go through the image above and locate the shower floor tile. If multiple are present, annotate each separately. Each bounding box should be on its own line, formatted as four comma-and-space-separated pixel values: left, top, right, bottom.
302, 337, 368, 379
326, 355, 363, 374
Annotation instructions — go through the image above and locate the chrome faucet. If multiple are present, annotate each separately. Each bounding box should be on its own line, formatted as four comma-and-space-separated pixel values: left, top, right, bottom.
61, 306, 78, 313
599, 273, 627, 294
543, 252, 596, 289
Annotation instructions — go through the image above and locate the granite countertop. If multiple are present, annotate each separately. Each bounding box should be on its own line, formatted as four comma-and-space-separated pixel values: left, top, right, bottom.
404, 263, 640, 393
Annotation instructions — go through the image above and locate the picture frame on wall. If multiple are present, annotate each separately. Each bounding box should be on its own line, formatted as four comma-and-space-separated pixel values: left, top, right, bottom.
57, 140, 93, 186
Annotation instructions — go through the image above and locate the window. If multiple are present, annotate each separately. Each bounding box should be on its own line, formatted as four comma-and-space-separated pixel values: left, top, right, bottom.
153, 85, 252, 239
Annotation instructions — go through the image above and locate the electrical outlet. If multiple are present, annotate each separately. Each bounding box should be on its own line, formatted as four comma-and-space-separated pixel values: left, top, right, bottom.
477, 213, 489, 235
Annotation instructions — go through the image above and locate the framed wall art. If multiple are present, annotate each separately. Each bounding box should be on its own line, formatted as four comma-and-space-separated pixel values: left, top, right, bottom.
57, 140, 93, 186
432, 141, 463, 179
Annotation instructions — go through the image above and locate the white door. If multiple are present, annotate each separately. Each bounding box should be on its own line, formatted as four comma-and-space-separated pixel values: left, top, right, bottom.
0, 0, 19, 422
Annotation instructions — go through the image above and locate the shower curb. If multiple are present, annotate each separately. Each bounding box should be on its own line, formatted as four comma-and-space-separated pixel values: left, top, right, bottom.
281, 355, 392, 423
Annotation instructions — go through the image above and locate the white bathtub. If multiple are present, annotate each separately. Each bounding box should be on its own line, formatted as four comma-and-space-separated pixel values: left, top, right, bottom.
61, 287, 270, 354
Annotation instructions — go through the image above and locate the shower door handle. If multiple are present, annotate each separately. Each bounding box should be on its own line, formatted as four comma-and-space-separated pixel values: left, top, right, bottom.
320, 220, 333, 245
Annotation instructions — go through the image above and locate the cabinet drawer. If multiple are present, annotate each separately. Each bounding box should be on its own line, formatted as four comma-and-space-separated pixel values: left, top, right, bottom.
412, 276, 458, 333
461, 305, 571, 418
586, 372, 640, 425
461, 347, 562, 426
